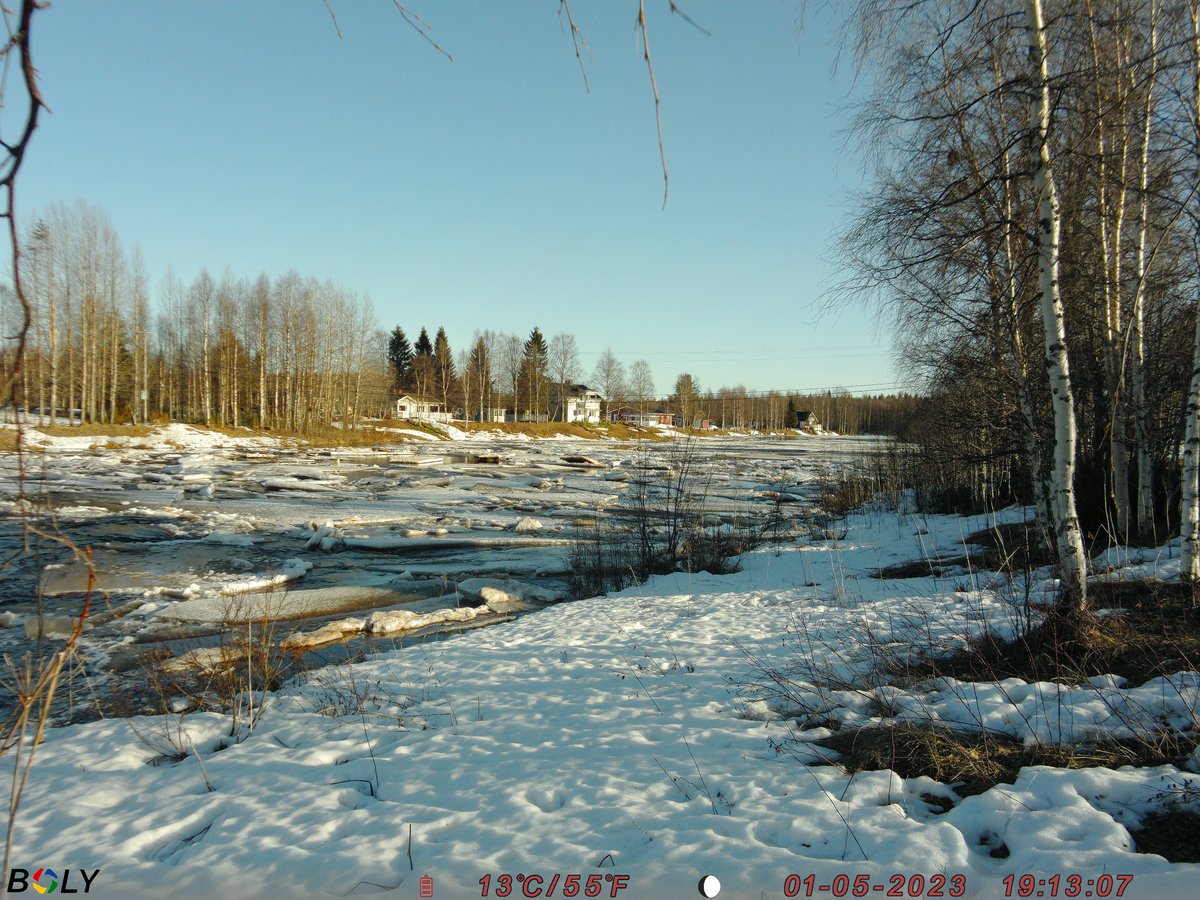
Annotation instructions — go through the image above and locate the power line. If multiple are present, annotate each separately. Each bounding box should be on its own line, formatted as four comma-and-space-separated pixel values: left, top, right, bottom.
720, 381, 912, 397
630, 381, 916, 402
577, 344, 884, 357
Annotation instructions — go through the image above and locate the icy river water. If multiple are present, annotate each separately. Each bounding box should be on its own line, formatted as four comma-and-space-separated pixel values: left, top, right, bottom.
0, 430, 884, 716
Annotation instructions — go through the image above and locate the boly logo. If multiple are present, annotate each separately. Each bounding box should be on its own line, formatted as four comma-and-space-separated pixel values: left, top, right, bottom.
31, 868, 57, 894
6, 868, 100, 895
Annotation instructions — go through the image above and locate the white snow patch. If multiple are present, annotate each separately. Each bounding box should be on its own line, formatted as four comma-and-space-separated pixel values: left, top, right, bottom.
456, 577, 562, 610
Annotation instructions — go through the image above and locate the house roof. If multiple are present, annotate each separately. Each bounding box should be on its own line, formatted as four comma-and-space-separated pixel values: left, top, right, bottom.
567, 384, 602, 398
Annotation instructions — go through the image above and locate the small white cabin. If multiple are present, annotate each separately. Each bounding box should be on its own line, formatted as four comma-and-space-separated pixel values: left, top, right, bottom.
395, 395, 452, 424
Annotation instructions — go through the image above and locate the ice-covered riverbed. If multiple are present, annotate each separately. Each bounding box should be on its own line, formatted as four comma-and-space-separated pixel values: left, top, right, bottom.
0, 425, 882, 715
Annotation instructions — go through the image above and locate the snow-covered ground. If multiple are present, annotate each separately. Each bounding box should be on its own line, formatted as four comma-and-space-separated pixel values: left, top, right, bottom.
2, 426, 1197, 899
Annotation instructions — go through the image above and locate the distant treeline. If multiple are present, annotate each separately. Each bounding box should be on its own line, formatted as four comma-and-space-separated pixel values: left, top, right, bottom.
665, 387, 919, 435
0, 200, 916, 436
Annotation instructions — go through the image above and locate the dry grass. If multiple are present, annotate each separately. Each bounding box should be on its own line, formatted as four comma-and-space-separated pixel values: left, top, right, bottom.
209, 422, 446, 447
4, 418, 681, 448
871, 523, 1056, 580
462, 421, 597, 438
960, 522, 1057, 571
14, 420, 455, 449
817, 467, 885, 519
323, 425, 439, 446
812, 578, 1200, 846
749, 552, 1200, 859
819, 722, 1196, 800
36, 423, 156, 438
1131, 810, 1200, 863
872, 558, 963, 579
819, 721, 1200, 864
907, 581, 1200, 687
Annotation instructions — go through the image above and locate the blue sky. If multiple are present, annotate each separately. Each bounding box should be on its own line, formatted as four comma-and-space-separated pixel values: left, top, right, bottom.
17, 0, 898, 397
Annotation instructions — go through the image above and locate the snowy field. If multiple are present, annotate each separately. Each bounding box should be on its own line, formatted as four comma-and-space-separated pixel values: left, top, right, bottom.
1, 425, 1197, 900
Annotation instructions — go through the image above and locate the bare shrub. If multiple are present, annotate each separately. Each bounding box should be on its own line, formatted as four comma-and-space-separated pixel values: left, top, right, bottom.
566, 439, 756, 598
304, 661, 424, 729
145, 592, 296, 740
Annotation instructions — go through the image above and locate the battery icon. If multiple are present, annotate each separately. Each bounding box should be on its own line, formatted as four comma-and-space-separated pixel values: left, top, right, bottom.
418, 874, 434, 898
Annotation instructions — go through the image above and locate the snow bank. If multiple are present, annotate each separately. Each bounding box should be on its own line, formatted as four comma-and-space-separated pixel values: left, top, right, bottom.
280, 616, 366, 650
456, 577, 562, 610
9, 422, 280, 452
364, 604, 483, 635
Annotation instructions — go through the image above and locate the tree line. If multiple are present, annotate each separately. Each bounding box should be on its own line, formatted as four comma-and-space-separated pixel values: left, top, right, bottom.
386, 325, 602, 423
0, 201, 389, 431
1, 199, 915, 437
839, 0, 1200, 594
385, 327, 914, 433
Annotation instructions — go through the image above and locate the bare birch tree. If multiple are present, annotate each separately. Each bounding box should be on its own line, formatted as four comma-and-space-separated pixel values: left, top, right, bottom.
591, 347, 626, 411
1181, 0, 1200, 584
548, 332, 581, 421
1026, 0, 1088, 605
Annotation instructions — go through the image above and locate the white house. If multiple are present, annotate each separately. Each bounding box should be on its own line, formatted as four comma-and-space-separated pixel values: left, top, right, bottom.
795, 410, 822, 434
395, 395, 452, 424
561, 384, 602, 424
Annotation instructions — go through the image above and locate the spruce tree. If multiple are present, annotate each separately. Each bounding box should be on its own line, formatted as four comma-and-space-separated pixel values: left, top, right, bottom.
387, 326, 413, 392
412, 327, 434, 400
433, 327, 455, 413
522, 327, 549, 419
414, 327, 433, 357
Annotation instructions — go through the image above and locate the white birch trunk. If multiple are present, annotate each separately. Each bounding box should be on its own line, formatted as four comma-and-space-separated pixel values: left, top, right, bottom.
1026, 0, 1088, 607
1184, 279, 1200, 583
34, 262, 44, 423
256, 276, 268, 427
109, 305, 118, 424
1130, 1, 1160, 537
140, 298, 148, 424
47, 238, 57, 426
1087, 0, 1132, 539
1181, 1, 1200, 584
65, 272, 74, 425
201, 302, 212, 426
